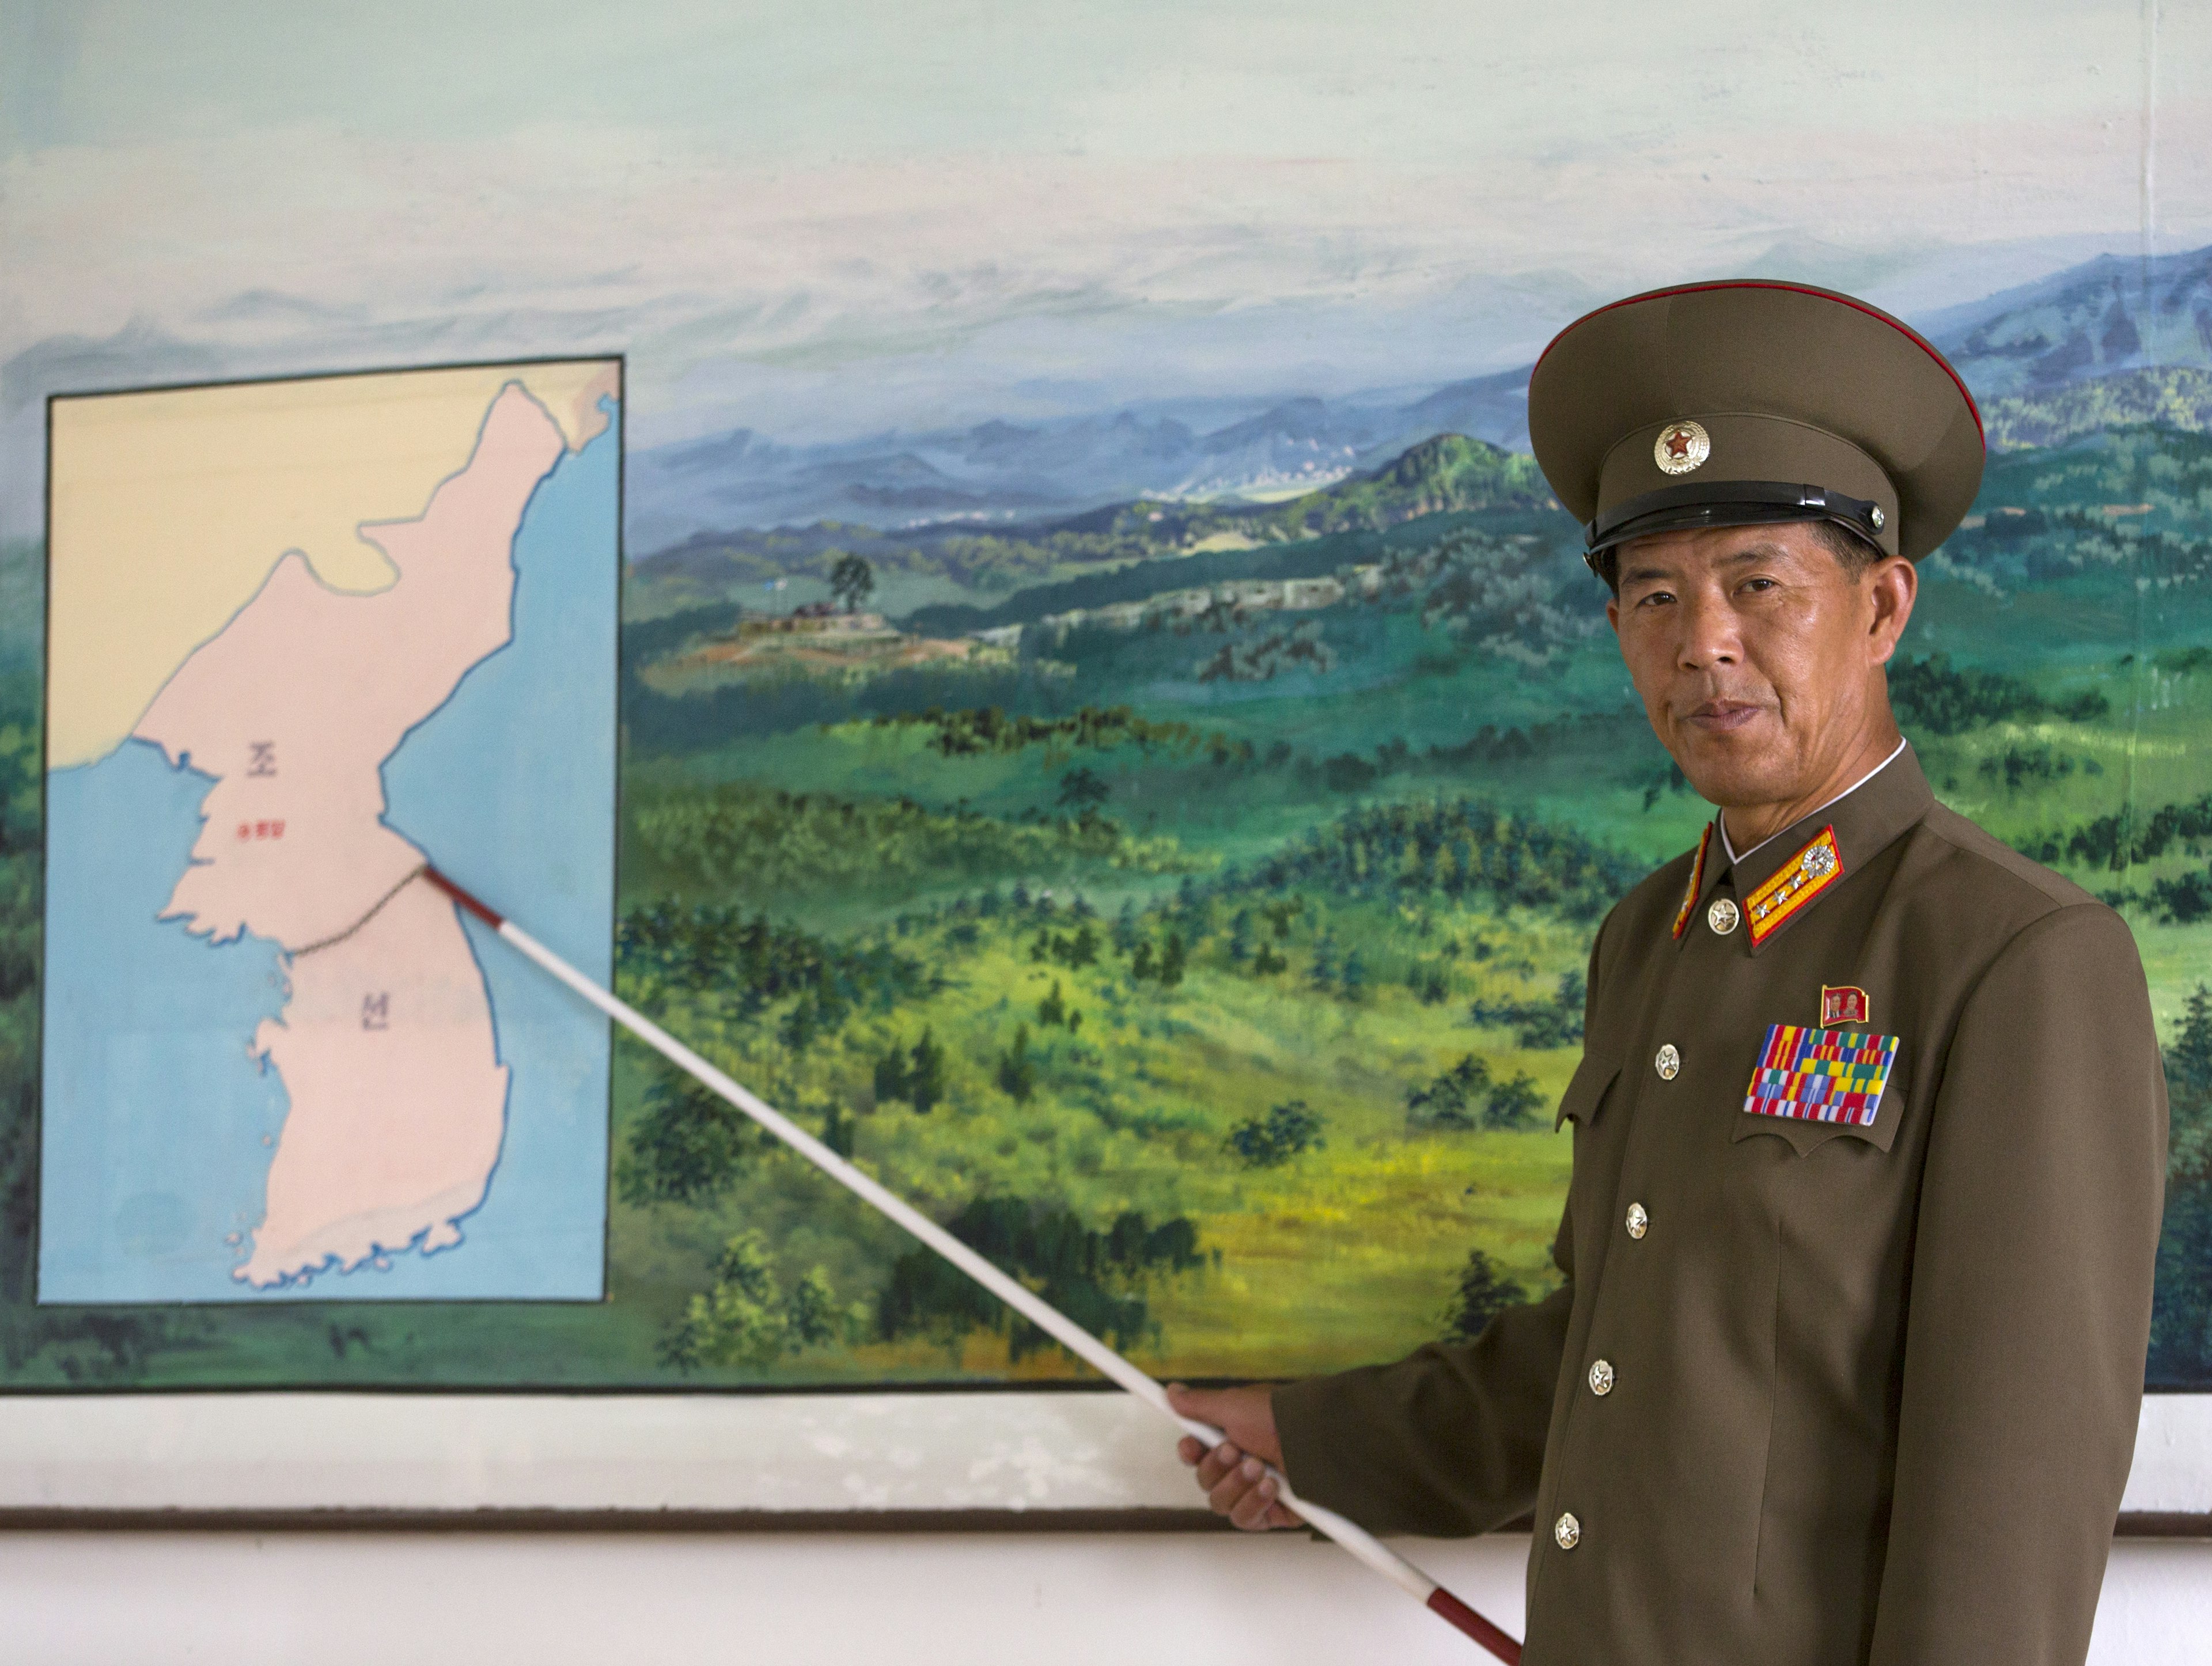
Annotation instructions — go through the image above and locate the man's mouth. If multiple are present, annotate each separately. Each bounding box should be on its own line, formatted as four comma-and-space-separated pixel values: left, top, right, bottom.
1680, 700, 1766, 734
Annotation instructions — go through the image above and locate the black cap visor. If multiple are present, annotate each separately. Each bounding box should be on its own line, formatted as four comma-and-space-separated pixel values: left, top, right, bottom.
1583, 480, 1888, 571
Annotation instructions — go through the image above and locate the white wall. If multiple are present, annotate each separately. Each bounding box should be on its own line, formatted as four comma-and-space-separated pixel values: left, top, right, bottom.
2, 1530, 2203, 1665
5, 1394, 2206, 1663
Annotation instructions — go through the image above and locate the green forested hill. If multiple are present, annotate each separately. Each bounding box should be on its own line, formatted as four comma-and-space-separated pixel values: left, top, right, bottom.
6, 421, 2212, 1391
628, 435, 1552, 617
1983, 367, 2212, 451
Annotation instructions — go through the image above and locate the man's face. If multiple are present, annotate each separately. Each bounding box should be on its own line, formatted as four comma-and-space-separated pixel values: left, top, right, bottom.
1605, 522, 1916, 810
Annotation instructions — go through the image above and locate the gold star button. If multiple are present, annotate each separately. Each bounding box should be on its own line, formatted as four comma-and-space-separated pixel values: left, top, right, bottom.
1707, 898, 1740, 935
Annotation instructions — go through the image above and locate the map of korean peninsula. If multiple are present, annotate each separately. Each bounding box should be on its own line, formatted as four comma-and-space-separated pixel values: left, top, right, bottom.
39, 362, 622, 1304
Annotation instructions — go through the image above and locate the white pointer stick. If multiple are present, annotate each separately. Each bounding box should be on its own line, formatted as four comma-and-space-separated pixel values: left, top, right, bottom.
422, 866, 1522, 1662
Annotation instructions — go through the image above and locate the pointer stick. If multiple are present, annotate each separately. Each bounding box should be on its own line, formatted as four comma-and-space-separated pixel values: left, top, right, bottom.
422, 866, 1522, 1663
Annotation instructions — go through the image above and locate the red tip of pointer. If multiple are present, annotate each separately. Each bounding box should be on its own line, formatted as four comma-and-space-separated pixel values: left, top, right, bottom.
421, 866, 506, 931
1427, 1587, 1523, 1663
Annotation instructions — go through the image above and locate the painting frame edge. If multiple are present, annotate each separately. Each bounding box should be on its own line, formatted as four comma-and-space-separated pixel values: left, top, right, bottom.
3, 1390, 2208, 1523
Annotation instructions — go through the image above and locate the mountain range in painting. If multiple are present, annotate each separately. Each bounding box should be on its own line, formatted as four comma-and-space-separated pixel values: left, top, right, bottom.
628, 244, 2212, 548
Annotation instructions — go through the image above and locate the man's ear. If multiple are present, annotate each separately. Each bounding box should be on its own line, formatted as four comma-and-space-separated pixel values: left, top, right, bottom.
1867, 556, 1917, 664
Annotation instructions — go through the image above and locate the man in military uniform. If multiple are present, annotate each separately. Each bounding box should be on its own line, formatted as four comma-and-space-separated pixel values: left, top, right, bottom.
1167, 282, 2169, 1666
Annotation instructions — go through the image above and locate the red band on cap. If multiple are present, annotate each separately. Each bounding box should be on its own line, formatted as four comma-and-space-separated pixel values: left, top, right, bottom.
1533, 280, 1984, 448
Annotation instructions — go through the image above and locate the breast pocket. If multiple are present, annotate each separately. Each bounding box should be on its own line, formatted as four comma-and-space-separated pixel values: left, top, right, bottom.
1554, 1050, 1623, 1132
1729, 1026, 1910, 1159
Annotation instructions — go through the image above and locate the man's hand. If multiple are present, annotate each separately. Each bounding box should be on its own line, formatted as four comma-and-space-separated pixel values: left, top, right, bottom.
1166, 1383, 1301, 1531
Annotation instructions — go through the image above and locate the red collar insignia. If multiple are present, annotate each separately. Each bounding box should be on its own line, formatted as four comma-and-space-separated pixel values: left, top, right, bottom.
1745, 825, 1844, 947
1671, 823, 1713, 941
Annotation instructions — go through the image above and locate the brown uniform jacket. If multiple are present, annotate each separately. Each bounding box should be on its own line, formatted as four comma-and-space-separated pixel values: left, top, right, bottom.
1275, 747, 2168, 1666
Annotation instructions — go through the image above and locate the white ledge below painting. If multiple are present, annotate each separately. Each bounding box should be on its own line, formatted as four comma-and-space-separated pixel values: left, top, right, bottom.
2, 1392, 2208, 1521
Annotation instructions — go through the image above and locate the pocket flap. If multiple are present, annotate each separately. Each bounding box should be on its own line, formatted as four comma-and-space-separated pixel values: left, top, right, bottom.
1554, 1052, 1623, 1132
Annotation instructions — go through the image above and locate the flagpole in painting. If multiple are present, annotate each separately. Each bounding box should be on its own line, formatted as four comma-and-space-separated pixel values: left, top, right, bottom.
420, 865, 1521, 1662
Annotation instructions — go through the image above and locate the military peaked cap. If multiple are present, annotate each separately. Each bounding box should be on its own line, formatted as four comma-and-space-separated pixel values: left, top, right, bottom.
1528, 281, 1984, 567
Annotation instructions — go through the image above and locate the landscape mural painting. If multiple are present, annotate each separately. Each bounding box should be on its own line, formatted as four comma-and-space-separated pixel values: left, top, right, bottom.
1, 6, 2207, 1399
5, 255, 2212, 1391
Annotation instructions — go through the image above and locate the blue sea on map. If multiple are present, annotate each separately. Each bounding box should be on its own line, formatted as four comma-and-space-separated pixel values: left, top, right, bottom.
38, 400, 618, 1303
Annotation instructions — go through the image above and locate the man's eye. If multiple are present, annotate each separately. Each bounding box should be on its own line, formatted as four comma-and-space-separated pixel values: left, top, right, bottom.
1636, 590, 1675, 608
1740, 577, 1778, 594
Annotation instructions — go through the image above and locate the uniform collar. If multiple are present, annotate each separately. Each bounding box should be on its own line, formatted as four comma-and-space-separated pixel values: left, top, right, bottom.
1684, 742, 1936, 952
1718, 737, 1907, 868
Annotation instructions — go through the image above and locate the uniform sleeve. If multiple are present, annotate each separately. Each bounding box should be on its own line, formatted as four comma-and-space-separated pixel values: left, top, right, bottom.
1270, 1212, 1573, 1536
1868, 904, 2168, 1666
1269, 915, 1618, 1537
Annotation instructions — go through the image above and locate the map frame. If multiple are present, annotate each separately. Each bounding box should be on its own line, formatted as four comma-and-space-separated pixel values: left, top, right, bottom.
31, 355, 628, 1312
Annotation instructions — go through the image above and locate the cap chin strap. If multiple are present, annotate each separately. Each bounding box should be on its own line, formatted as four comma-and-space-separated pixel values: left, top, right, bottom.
1583, 480, 1889, 570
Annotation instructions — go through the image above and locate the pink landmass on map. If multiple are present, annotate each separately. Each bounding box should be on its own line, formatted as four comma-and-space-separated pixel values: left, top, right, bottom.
241, 879, 509, 1284
133, 382, 566, 1285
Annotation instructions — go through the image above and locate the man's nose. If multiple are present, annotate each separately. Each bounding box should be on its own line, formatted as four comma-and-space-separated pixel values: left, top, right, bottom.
1676, 589, 1741, 670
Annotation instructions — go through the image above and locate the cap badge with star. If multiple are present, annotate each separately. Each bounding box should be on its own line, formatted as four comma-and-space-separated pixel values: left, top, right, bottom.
1527, 281, 1984, 571
1655, 419, 1710, 475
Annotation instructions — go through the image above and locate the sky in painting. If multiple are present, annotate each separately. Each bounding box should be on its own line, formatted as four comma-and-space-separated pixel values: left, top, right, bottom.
1, 0, 2206, 530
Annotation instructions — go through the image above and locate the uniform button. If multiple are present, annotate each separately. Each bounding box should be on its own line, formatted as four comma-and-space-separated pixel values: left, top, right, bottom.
1626, 1202, 1649, 1239
1554, 1512, 1581, 1550
1589, 1359, 1615, 1396
1654, 1043, 1680, 1080
1707, 897, 1740, 935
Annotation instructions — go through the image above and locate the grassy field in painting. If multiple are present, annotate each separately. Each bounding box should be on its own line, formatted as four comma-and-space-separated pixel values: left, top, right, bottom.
4, 422, 2211, 1390
571, 423, 2212, 1390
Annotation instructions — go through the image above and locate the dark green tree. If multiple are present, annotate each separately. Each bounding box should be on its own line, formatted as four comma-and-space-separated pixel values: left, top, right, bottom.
2152, 985, 2212, 1383
778, 992, 820, 1054
1039, 981, 1067, 1026
1340, 948, 1367, 1002
617, 1063, 753, 1206
829, 552, 877, 614
1158, 929, 1187, 989
997, 1024, 1037, 1102
908, 1027, 947, 1114
1065, 923, 1100, 967
1113, 900, 1141, 954
1226, 908, 1255, 966
1443, 1249, 1524, 1344
1225, 1100, 1327, 1167
1484, 1071, 1545, 1129
1407, 1054, 1493, 1130
876, 1198, 1202, 1361
1057, 766, 1112, 815
873, 1043, 911, 1104
782, 1266, 848, 1349
1468, 970, 1586, 1049
660, 1234, 856, 1370
660, 1231, 785, 1369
